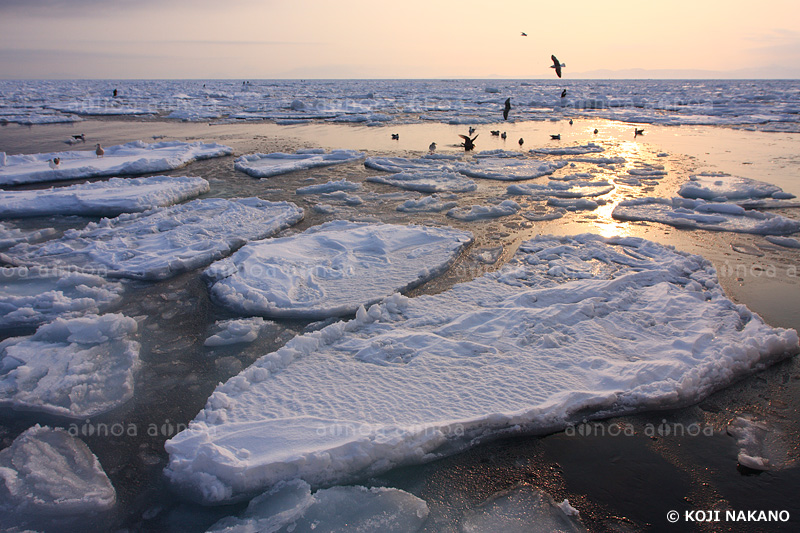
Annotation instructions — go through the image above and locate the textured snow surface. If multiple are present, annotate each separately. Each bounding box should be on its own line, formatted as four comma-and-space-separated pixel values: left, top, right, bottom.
234, 149, 365, 178
165, 234, 798, 504
679, 172, 792, 201
205, 220, 473, 318
3, 198, 304, 280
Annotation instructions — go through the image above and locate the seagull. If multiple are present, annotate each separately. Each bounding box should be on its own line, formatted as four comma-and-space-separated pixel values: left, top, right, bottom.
550, 134, 561, 140
503, 98, 511, 120
569, 119, 573, 125
550, 55, 565, 78
48, 157, 60, 170
634, 128, 645, 137
518, 137, 524, 147
459, 134, 478, 151
501, 132, 507, 140
521, 32, 527, 36
72, 134, 85, 142
561, 89, 567, 98
490, 130, 500, 136
468, 126, 476, 135
429, 142, 437, 153
95, 143, 105, 158
391, 133, 400, 140
593, 129, 599, 134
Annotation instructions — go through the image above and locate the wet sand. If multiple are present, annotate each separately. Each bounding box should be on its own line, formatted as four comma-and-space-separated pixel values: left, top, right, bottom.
0, 117, 798, 532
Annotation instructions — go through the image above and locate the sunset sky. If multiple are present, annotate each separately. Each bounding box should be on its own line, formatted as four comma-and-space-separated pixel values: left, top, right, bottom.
1, 0, 799, 79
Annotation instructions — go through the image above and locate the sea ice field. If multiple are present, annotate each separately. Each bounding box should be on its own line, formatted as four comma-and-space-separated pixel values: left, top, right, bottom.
0, 79, 799, 532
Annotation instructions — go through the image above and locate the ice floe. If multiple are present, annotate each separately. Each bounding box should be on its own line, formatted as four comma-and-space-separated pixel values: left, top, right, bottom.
397, 195, 458, 213
367, 171, 477, 193
207, 479, 429, 532
679, 172, 793, 201
529, 143, 604, 156
0, 221, 56, 251
0, 176, 210, 218
0, 314, 139, 418
0, 141, 232, 186
295, 178, 362, 195
612, 198, 800, 235
0, 425, 116, 520
164, 234, 798, 503
507, 180, 614, 198
234, 149, 365, 178
3, 198, 304, 280
764, 236, 800, 249
204, 220, 473, 318
454, 158, 568, 181
204, 317, 275, 347
0, 269, 124, 331
726, 416, 781, 471
447, 200, 521, 221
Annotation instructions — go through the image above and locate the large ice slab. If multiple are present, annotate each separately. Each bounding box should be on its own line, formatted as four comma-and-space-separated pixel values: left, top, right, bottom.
529, 143, 604, 156
678, 172, 794, 201
204, 220, 473, 318
0, 176, 210, 218
507, 179, 615, 198
0, 141, 232, 185
234, 149, 365, 178
612, 197, 800, 235
207, 479, 429, 532
3, 198, 304, 280
0, 268, 124, 331
164, 234, 799, 504
0, 314, 139, 418
367, 171, 477, 193
0, 425, 115, 521
454, 158, 567, 181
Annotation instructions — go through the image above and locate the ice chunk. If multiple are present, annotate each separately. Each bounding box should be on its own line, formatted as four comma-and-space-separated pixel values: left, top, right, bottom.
0, 141, 232, 185
234, 149, 365, 178
0, 314, 139, 417
204, 317, 275, 347
368, 170, 477, 193
204, 220, 473, 318
207, 480, 429, 532
164, 234, 798, 503
0, 176, 210, 218
4, 198, 304, 280
727, 416, 789, 471
679, 172, 790, 201
765, 236, 800, 249
0, 268, 124, 331
459, 485, 586, 532
447, 200, 521, 221
295, 179, 362, 195
397, 195, 458, 213
508, 180, 614, 198
0, 425, 115, 520
612, 197, 800, 235
529, 143, 604, 156
454, 158, 567, 181
0, 221, 56, 251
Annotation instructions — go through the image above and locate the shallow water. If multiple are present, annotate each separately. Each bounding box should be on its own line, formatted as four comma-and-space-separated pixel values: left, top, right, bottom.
0, 96, 799, 531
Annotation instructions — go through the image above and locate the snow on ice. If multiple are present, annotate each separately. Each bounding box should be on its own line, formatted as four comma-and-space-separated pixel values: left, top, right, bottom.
2, 198, 304, 280
679, 172, 794, 202
204, 220, 473, 318
234, 149, 365, 178
164, 234, 799, 504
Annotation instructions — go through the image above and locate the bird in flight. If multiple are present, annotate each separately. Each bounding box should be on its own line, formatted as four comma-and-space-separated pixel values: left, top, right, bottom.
459, 134, 478, 151
521, 32, 527, 36
503, 98, 511, 120
551, 55, 565, 78
634, 128, 645, 137
550, 134, 561, 140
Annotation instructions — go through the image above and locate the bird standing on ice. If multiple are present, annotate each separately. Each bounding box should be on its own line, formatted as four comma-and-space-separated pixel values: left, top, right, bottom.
503, 98, 511, 120
48, 157, 60, 170
550, 55, 565, 78
518, 138, 524, 147
95, 143, 105, 158
429, 142, 437, 153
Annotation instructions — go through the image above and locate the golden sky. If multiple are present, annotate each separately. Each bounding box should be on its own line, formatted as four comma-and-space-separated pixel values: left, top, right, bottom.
1, 0, 798, 78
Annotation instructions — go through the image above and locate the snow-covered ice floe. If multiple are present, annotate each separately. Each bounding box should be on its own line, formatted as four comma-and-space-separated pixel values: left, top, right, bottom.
0, 314, 139, 418
234, 149, 365, 178
207, 479, 429, 533
295, 178, 361, 195
204, 220, 473, 318
679, 172, 795, 202
367, 171, 477, 193
529, 143, 604, 156
164, 234, 799, 504
0, 268, 124, 331
2, 198, 304, 280
397, 194, 458, 213
507, 179, 614, 198
454, 158, 567, 181
0, 141, 232, 186
204, 317, 275, 347
0, 176, 210, 218
612, 198, 800, 235
0, 425, 116, 522
447, 200, 521, 221
0, 221, 56, 251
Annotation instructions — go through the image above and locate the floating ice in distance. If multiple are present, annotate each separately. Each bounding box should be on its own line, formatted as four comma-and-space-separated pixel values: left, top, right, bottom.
295, 179, 362, 195
459, 485, 586, 533
613, 197, 800, 235
0, 425, 116, 521
0, 176, 210, 218
679, 172, 793, 201
0, 268, 124, 331
204, 220, 473, 319
447, 200, 521, 221
397, 195, 458, 213
166, 234, 798, 504
0, 314, 139, 418
529, 143, 604, 156
234, 149, 365, 178
454, 158, 568, 181
507, 180, 614, 198
207, 479, 429, 533
4, 198, 304, 281
204, 317, 275, 347
0, 141, 232, 186
368, 171, 478, 193
0, 221, 56, 251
